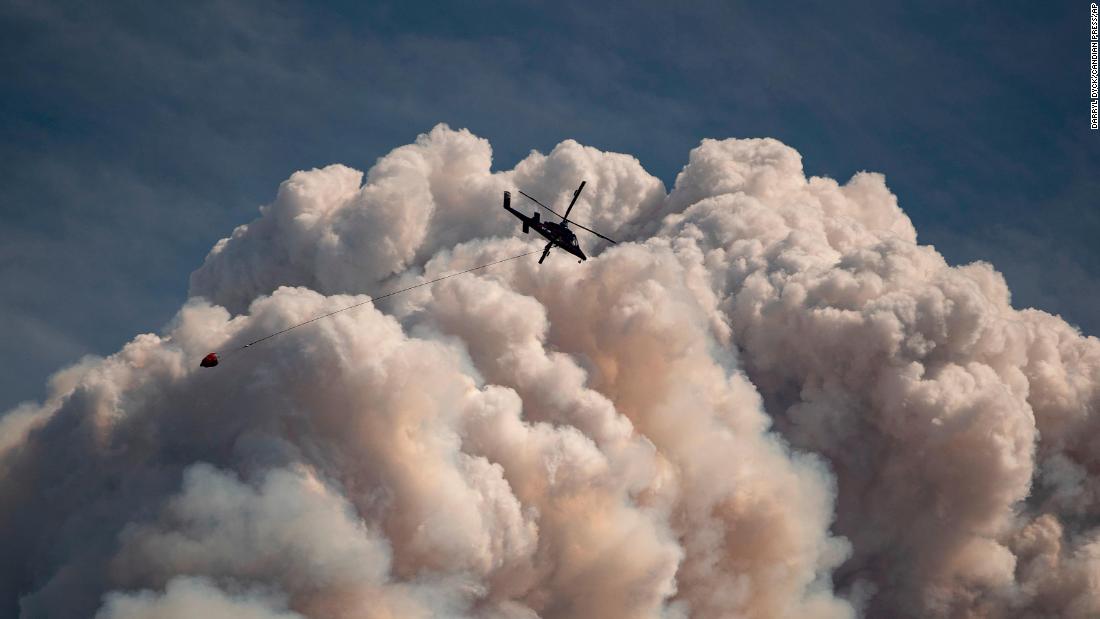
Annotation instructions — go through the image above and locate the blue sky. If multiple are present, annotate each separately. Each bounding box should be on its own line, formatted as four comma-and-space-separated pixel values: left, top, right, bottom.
1, 0, 1096, 410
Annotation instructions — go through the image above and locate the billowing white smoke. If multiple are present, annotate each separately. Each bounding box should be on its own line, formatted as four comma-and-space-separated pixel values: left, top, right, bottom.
2, 124, 1098, 619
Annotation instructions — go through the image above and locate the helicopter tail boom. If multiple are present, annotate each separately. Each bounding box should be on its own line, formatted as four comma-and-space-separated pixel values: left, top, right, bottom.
505, 191, 542, 234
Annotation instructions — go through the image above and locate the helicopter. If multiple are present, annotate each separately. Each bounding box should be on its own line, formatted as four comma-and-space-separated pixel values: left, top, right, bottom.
503, 180, 618, 264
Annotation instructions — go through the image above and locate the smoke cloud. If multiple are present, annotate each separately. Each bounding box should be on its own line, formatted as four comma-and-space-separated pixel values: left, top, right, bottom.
2, 124, 1098, 618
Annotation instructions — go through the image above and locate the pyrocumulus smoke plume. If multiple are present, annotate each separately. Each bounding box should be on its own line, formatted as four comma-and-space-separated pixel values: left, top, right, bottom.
2, 125, 1098, 618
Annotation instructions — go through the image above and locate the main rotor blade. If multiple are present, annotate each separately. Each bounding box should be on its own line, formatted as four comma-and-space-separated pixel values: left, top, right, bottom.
518, 191, 567, 220
570, 221, 618, 244
518, 187, 617, 244
562, 180, 586, 221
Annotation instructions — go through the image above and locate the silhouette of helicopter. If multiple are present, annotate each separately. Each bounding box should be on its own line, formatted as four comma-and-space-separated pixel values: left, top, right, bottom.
503, 181, 618, 264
